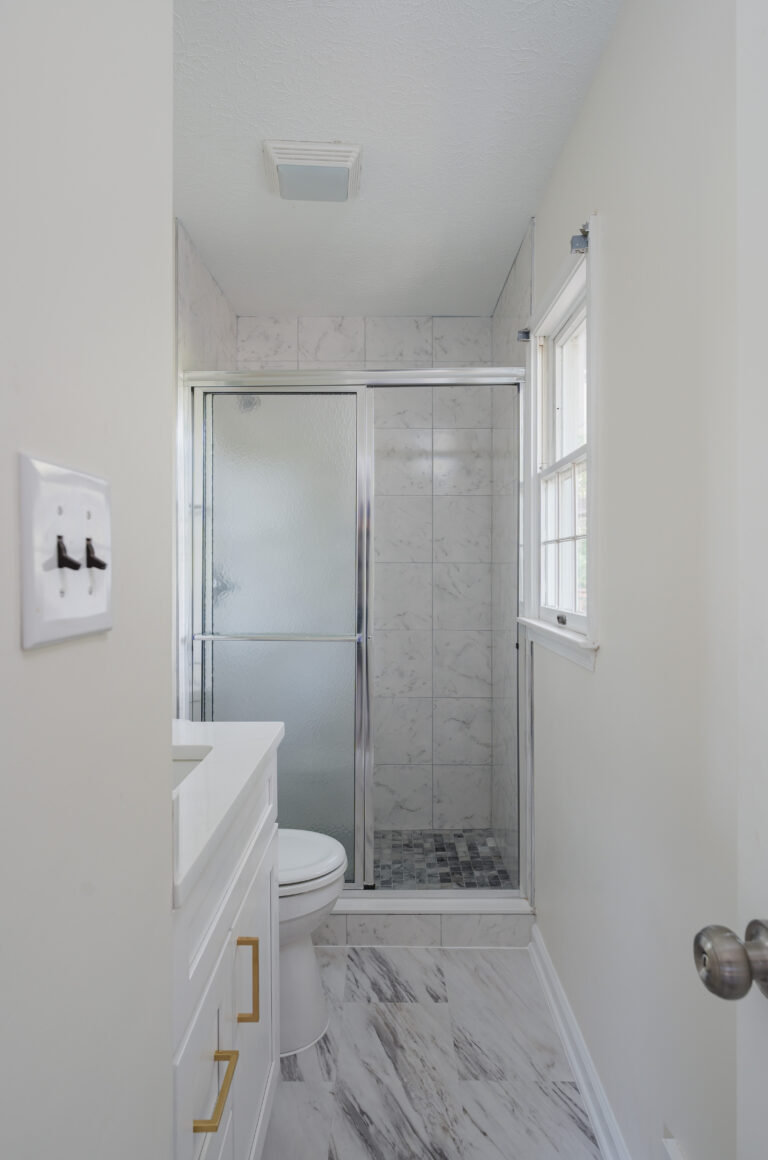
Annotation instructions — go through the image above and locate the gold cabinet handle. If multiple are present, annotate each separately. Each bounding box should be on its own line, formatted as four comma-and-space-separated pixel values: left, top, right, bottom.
236, 936, 260, 1023
193, 1050, 238, 1134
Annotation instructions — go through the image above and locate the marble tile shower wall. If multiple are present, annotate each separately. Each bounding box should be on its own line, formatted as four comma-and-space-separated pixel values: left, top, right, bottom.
236, 315, 492, 370
372, 384, 496, 831
176, 221, 237, 372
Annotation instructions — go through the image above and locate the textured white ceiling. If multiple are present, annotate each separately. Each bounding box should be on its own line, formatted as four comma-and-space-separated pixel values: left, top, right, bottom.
174, 0, 622, 317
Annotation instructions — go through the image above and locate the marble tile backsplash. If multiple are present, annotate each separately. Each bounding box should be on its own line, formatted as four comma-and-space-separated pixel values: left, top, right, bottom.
237, 316, 492, 370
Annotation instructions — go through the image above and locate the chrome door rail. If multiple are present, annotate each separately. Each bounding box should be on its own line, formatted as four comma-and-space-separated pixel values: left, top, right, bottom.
193, 633, 363, 643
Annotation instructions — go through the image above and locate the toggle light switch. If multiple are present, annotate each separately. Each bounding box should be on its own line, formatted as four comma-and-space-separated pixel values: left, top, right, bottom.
19, 454, 112, 648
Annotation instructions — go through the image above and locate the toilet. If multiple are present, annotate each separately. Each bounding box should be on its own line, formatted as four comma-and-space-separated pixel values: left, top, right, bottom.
278, 828, 347, 1055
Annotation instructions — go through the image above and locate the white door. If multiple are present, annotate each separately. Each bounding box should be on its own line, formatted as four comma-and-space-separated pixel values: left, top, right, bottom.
737, 1, 768, 1153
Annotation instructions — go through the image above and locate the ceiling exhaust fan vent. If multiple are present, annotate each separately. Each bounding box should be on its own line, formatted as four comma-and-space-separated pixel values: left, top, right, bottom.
263, 140, 362, 202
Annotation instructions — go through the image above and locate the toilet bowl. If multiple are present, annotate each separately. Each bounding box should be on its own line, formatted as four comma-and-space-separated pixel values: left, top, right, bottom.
278, 828, 347, 1055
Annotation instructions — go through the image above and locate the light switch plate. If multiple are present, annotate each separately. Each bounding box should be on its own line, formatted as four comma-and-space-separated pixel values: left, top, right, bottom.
19, 454, 112, 648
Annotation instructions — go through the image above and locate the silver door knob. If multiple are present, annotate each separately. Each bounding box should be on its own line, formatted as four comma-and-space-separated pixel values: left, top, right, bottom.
693, 920, 768, 999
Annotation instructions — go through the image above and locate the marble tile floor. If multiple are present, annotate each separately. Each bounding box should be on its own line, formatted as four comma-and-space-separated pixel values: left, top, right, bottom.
374, 828, 516, 890
263, 946, 601, 1160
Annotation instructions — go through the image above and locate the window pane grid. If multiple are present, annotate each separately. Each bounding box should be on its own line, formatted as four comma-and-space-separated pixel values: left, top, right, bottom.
555, 313, 587, 461
534, 277, 589, 632
539, 456, 586, 615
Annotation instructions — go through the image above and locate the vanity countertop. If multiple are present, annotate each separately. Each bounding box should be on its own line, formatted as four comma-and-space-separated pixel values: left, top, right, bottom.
172, 719, 284, 906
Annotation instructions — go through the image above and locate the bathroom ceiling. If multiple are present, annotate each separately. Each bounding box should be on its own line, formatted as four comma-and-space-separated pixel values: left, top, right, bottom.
174, 0, 622, 317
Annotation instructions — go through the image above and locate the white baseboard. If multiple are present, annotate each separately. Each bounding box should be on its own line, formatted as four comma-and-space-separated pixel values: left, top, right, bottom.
529, 925, 633, 1160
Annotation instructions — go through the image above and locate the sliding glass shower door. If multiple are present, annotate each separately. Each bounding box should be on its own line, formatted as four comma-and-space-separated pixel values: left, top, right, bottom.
192, 388, 370, 884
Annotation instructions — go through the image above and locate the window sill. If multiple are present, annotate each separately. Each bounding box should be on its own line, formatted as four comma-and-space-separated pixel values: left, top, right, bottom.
517, 616, 599, 671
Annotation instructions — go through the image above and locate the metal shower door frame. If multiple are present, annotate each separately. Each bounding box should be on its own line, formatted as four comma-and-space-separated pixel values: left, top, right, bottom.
184, 381, 372, 888
178, 367, 527, 897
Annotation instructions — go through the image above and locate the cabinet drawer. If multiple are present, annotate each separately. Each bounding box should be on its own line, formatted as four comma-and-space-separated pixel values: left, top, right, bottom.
173, 762, 276, 1046
199, 1107, 234, 1160
174, 941, 237, 1160
231, 830, 279, 1160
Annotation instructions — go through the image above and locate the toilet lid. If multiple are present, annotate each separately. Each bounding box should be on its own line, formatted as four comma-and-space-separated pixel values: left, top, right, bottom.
278, 828, 347, 886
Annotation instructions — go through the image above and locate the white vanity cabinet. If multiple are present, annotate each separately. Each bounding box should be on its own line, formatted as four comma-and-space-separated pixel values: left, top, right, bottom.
172, 721, 283, 1160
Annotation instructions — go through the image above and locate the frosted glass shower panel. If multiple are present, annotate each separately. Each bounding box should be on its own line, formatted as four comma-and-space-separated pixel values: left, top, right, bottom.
205, 639, 356, 873
207, 393, 357, 635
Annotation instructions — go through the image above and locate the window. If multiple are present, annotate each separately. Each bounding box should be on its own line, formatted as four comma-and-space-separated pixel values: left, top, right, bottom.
531, 256, 591, 638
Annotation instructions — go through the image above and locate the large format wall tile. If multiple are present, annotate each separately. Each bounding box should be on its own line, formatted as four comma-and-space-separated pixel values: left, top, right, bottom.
433, 496, 492, 563
491, 382, 518, 431
374, 563, 433, 630
374, 631, 432, 697
374, 765, 433, 828
365, 317, 433, 367
237, 314, 298, 368
375, 496, 432, 562
491, 562, 517, 631
374, 385, 433, 429
492, 629, 517, 701
346, 913, 442, 947
177, 222, 237, 372
433, 318, 492, 367
433, 765, 492, 827
434, 630, 492, 697
492, 698, 518, 776
433, 429, 492, 495
433, 699, 492, 765
312, 914, 348, 946
441, 914, 533, 948
492, 425, 518, 495
373, 697, 433, 765
434, 563, 492, 630
491, 492, 517, 566
298, 316, 364, 365
433, 385, 493, 428
374, 428, 433, 495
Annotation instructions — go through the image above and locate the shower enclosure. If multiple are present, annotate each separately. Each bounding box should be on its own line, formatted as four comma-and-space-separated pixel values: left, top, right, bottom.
178, 371, 525, 895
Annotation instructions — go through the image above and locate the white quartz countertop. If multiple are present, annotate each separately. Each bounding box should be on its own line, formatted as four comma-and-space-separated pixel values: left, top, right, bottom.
172, 720, 284, 905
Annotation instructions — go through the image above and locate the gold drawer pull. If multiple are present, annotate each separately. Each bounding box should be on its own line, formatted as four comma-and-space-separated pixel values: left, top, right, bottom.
236, 936, 260, 1023
193, 1050, 238, 1134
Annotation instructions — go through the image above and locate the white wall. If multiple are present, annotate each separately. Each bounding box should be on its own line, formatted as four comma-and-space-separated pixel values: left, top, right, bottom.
529, 0, 738, 1156
492, 220, 534, 369
0, 4, 174, 1157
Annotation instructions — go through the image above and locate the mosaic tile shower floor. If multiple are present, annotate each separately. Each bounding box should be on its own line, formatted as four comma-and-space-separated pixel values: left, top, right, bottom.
373, 828, 516, 890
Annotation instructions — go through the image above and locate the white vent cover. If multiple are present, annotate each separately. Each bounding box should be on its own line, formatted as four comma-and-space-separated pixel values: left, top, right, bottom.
263, 140, 362, 200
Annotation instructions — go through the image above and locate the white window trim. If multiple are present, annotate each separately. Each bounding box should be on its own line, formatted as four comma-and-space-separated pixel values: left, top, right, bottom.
519, 213, 599, 670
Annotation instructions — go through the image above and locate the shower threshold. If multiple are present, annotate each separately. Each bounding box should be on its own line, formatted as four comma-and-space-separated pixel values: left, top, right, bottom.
373, 828, 519, 891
